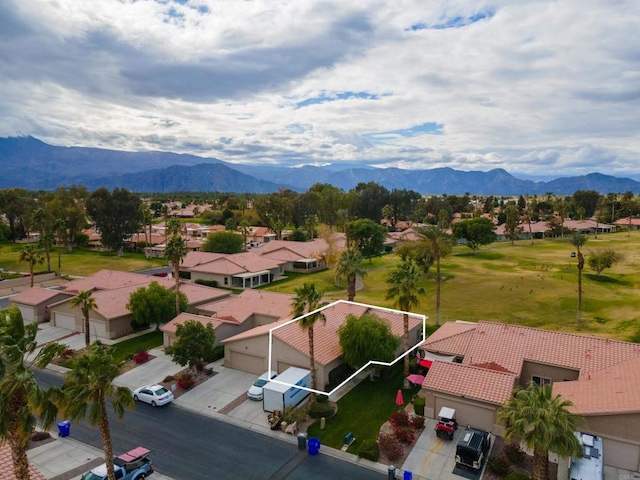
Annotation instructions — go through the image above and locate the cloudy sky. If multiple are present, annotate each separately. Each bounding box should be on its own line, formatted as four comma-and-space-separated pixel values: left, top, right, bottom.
1, 0, 639, 178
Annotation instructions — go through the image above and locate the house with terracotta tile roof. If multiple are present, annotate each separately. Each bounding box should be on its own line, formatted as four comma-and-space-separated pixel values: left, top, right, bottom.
47, 269, 230, 339
420, 320, 640, 471
10, 287, 75, 323
222, 300, 424, 388
161, 289, 294, 349
181, 251, 286, 288
614, 216, 640, 230
0, 442, 46, 480
251, 236, 346, 272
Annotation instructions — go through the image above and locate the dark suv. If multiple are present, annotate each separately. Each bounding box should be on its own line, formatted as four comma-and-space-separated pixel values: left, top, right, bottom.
455, 426, 492, 471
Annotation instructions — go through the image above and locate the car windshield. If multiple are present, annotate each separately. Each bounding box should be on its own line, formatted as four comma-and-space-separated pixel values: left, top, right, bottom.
81, 472, 104, 480
153, 387, 169, 395
253, 379, 268, 388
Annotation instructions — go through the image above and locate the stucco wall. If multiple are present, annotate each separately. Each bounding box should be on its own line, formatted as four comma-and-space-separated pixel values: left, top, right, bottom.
519, 361, 580, 387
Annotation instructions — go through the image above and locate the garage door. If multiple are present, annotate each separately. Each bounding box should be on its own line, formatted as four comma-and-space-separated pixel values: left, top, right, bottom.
53, 312, 76, 331
17, 305, 35, 323
435, 396, 496, 433
603, 437, 640, 471
227, 350, 265, 375
88, 320, 107, 340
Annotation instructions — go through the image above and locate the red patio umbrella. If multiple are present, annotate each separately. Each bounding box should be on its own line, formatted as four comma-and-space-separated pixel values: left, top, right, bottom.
396, 389, 404, 407
419, 359, 433, 369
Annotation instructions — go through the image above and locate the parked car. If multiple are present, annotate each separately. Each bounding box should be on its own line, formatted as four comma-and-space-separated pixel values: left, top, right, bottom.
247, 371, 277, 400
133, 384, 174, 407
455, 426, 491, 471
81, 446, 153, 480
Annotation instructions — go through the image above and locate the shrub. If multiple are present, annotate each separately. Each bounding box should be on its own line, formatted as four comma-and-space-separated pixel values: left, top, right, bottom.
357, 439, 379, 462
316, 394, 329, 404
309, 401, 334, 419
163, 375, 175, 382
413, 396, 425, 416
132, 350, 150, 364
506, 474, 532, 480
487, 455, 510, 476
211, 345, 224, 361
195, 279, 218, 288
177, 372, 195, 390
61, 348, 75, 359
328, 363, 355, 389
30, 431, 51, 442
394, 427, 415, 445
503, 442, 526, 465
410, 415, 425, 429
377, 432, 404, 461
390, 410, 411, 428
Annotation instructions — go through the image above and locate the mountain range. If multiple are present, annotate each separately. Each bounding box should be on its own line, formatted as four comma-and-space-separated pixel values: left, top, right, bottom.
2, 136, 639, 195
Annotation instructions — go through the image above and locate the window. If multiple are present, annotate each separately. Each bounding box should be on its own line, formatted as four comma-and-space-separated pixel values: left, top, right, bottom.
532, 375, 551, 386
224, 277, 228, 285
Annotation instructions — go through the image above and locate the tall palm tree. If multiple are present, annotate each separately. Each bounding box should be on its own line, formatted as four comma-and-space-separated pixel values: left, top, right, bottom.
386, 261, 425, 378
334, 248, 367, 302
416, 226, 453, 326
71, 290, 97, 347
498, 382, 582, 480
291, 283, 327, 402
165, 235, 189, 314
60, 345, 134, 480
0, 306, 66, 480
32, 207, 53, 272
53, 218, 67, 274
238, 220, 251, 251
18, 243, 45, 287
570, 233, 587, 326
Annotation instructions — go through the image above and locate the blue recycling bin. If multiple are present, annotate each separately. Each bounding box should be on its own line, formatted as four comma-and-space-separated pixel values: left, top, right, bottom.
404, 471, 413, 480
308, 437, 321, 455
57, 420, 70, 437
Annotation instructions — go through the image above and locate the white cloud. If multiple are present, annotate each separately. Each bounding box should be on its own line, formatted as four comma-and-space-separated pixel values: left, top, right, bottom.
0, 0, 639, 176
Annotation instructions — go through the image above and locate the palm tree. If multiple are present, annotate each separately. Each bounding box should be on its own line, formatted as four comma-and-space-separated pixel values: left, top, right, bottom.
0, 306, 66, 480
71, 290, 97, 347
238, 220, 251, 251
165, 235, 189, 314
570, 233, 587, 326
416, 226, 453, 326
32, 207, 53, 272
60, 345, 134, 480
53, 218, 67, 274
334, 248, 367, 302
386, 261, 425, 378
19, 243, 45, 287
291, 283, 327, 402
498, 382, 582, 480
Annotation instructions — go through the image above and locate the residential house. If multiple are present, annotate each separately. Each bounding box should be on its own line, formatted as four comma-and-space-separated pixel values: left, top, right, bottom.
181, 251, 285, 288
10, 287, 75, 323
420, 321, 640, 471
48, 269, 230, 339
252, 236, 346, 272
161, 289, 294, 349
614, 217, 640, 231
222, 300, 424, 388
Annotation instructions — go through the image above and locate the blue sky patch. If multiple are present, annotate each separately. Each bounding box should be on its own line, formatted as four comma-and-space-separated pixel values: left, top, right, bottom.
364, 122, 444, 145
295, 91, 379, 109
406, 9, 495, 31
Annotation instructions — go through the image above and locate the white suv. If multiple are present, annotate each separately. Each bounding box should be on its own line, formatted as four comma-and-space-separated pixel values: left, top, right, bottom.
247, 371, 277, 400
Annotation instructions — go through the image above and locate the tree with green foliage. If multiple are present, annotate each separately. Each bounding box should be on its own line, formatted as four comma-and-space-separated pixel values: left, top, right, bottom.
0, 306, 66, 480
351, 182, 390, 222
202, 231, 244, 254
32, 206, 54, 272
451, 217, 496, 254
85, 187, 142, 255
60, 345, 135, 480
386, 261, 425, 378
334, 248, 367, 302
416, 226, 453, 326
396, 241, 433, 274
238, 220, 251, 250
165, 235, 189, 314
348, 218, 387, 259
166, 320, 217, 371
71, 290, 97, 347
504, 204, 522, 245
127, 281, 187, 330
572, 190, 601, 218
254, 190, 294, 240
571, 233, 588, 325
19, 243, 45, 287
588, 248, 623, 276
291, 283, 327, 402
338, 313, 400, 369
498, 382, 582, 480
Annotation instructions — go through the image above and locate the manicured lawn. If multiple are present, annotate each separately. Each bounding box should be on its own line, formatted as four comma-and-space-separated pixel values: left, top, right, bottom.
108, 330, 164, 363
307, 364, 421, 451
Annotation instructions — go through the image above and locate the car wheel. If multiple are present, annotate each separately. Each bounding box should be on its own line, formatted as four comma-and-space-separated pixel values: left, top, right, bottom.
134, 395, 139, 401
151, 401, 157, 407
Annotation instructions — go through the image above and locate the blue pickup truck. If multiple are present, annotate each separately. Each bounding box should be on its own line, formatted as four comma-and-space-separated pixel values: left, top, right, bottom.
81, 447, 154, 480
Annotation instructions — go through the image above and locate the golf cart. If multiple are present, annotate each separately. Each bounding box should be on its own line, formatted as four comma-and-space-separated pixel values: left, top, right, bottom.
435, 406, 458, 440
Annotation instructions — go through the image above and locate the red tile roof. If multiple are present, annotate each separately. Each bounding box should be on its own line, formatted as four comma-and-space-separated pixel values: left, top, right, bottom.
0, 441, 46, 480
187, 252, 284, 275
422, 322, 476, 356
10, 287, 74, 306
422, 361, 516, 405
161, 312, 223, 334
198, 289, 294, 324
62, 269, 153, 293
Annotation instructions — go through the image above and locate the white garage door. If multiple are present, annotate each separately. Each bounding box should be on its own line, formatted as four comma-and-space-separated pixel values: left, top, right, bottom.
227, 350, 265, 375
88, 320, 107, 340
435, 396, 496, 433
53, 312, 76, 331
17, 305, 35, 323
603, 437, 640, 471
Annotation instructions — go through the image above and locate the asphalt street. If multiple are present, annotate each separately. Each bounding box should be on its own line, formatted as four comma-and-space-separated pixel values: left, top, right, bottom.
35, 370, 386, 480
